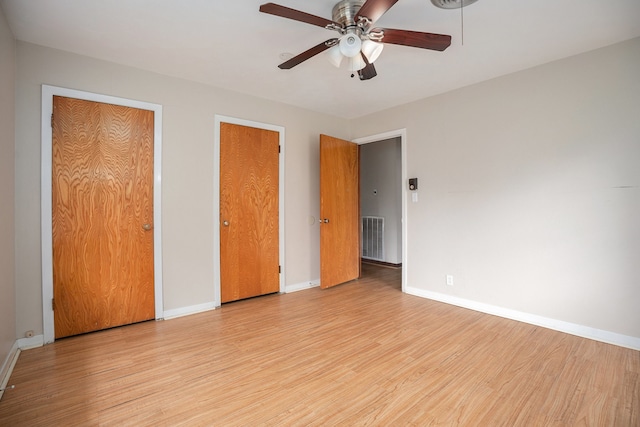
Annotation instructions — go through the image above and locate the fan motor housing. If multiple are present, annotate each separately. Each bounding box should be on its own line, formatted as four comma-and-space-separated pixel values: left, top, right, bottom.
332, 0, 365, 28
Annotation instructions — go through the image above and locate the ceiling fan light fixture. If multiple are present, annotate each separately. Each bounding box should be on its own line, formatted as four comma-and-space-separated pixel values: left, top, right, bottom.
348, 54, 366, 72
431, 0, 478, 9
339, 32, 362, 58
326, 44, 344, 68
361, 39, 384, 63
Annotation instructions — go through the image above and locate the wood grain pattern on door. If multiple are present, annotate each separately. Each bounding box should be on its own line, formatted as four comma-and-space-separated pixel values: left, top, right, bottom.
220, 122, 280, 303
320, 134, 360, 288
52, 96, 155, 338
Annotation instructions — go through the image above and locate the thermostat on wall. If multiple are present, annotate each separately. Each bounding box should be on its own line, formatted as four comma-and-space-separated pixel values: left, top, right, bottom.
409, 178, 418, 191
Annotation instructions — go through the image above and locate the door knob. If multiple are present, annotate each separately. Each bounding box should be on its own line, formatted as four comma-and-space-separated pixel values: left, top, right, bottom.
142, 223, 152, 231
223, 220, 230, 226
323, 218, 330, 223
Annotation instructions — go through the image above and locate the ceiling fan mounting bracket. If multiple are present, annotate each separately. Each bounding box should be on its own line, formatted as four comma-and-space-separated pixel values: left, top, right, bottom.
325, 23, 345, 33
356, 16, 373, 32
325, 39, 339, 48
367, 29, 384, 42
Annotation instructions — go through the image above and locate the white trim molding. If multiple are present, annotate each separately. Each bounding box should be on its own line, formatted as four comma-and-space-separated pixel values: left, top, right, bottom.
407, 286, 640, 351
41, 85, 164, 344
163, 302, 217, 320
286, 279, 320, 293
213, 115, 286, 307
0, 342, 19, 401
17, 335, 44, 350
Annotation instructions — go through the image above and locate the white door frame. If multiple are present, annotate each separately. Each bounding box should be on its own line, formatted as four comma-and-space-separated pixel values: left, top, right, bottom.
353, 129, 407, 292
213, 115, 286, 306
41, 85, 164, 344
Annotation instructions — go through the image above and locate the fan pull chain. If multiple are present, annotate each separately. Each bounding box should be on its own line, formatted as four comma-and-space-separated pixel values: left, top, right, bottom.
460, 1, 464, 45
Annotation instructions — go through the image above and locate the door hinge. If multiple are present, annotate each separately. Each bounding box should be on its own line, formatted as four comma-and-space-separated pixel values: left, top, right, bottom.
279, 265, 281, 274
278, 145, 281, 154
52, 298, 55, 311
51, 113, 54, 128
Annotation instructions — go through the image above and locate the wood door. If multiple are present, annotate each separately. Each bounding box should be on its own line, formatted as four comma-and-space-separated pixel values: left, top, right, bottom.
52, 96, 155, 339
320, 134, 360, 288
220, 122, 280, 303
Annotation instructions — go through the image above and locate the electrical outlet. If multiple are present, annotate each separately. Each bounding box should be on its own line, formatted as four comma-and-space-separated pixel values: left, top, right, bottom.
446, 275, 454, 286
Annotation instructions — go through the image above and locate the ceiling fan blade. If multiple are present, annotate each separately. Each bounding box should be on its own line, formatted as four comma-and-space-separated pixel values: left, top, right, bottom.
358, 63, 377, 80
356, 0, 400, 24
373, 28, 451, 51
278, 39, 338, 69
260, 3, 341, 29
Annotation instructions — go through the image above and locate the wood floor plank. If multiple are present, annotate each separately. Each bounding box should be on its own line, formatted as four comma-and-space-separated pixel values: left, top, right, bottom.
0, 263, 638, 426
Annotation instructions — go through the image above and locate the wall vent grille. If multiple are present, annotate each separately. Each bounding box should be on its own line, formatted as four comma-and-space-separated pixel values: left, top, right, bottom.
362, 216, 384, 261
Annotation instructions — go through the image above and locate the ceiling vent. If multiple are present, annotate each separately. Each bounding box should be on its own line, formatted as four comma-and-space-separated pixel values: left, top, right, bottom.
431, 0, 478, 9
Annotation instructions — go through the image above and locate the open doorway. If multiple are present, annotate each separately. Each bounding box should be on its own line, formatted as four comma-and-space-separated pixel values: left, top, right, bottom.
356, 131, 406, 291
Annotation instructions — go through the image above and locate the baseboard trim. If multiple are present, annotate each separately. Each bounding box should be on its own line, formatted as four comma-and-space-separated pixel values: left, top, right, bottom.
17, 334, 44, 350
163, 302, 216, 320
406, 286, 640, 351
361, 259, 402, 269
286, 279, 320, 293
0, 342, 20, 401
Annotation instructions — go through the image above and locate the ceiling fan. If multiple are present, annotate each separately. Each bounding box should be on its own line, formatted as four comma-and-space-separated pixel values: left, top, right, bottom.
259, 0, 452, 80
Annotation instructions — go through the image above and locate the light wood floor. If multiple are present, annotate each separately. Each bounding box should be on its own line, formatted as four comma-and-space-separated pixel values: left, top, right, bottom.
1, 264, 638, 426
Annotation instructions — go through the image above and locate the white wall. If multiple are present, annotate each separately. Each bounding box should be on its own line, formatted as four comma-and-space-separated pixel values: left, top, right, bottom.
0, 5, 16, 377
352, 37, 640, 340
14, 42, 349, 337
11, 35, 640, 346
360, 138, 402, 264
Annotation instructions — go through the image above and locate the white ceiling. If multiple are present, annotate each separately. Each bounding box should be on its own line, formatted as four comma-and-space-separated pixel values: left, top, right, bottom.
2, 0, 639, 119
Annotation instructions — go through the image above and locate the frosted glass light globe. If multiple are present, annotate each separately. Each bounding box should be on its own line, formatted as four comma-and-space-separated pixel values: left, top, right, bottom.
339, 33, 362, 58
